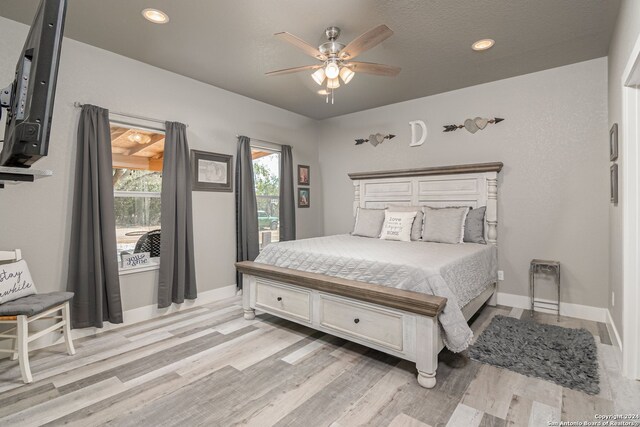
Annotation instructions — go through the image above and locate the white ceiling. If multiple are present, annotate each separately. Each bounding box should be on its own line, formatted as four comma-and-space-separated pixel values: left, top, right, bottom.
0, 0, 620, 120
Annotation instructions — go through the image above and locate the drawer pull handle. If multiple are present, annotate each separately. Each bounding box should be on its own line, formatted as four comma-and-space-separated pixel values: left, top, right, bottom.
277, 297, 282, 302
354, 318, 360, 324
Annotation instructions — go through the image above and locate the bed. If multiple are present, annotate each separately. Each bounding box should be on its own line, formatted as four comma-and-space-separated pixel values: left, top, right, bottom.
236, 162, 502, 388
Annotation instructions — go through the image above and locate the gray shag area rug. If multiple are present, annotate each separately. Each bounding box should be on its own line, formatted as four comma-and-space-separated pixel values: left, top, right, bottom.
469, 315, 600, 394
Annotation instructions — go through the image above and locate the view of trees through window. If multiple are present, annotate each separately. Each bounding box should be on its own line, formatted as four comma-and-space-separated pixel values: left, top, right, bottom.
111, 124, 165, 261
252, 148, 280, 249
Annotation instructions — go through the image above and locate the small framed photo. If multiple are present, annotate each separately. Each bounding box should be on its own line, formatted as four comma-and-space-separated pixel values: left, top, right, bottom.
611, 163, 618, 204
191, 150, 233, 192
298, 188, 310, 208
610, 123, 618, 161
298, 165, 310, 186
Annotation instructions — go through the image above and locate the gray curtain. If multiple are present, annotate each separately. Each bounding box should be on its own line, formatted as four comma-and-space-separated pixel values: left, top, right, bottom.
67, 104, 123, 328
279, 145, 296, 241
235, 135, 259, 288
158, 122, 197, 308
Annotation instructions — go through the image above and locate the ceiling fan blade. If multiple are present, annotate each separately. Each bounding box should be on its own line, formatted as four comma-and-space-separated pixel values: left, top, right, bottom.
265, 64, 322, 76
344, 61, 401, 77
339, 25, 393, 60
274, 32, 327, 60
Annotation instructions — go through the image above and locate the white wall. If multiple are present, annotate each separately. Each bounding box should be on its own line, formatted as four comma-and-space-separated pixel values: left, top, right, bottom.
318, 58, 609, 309
607, 0, 640, 342
0, 16, 323, 312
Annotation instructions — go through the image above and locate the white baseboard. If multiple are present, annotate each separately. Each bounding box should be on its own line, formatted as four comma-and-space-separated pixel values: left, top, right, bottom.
496, 292, 607, 323
71, 284, 238, 340
606, 309, 623, 350
21, 284, 238, 353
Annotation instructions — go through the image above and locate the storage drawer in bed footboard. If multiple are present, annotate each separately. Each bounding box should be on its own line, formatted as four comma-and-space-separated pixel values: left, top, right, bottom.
318, 294, 404, 352
254, 279, 312, 323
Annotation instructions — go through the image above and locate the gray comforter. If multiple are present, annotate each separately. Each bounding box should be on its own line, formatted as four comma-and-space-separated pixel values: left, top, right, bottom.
255, 234, 497, 352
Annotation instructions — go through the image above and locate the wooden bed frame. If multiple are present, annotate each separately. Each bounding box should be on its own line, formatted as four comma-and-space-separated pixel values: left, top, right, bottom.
236, 162, 503, 388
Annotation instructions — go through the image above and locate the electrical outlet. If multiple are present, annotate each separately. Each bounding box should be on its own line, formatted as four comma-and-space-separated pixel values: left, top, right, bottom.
498, 270, 504, 281
612, 291, 615, 307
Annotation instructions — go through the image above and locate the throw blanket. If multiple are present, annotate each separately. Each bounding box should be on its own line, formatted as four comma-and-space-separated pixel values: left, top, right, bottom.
255, 234, 497, 352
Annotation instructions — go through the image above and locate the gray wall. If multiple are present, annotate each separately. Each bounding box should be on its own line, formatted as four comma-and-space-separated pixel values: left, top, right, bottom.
0, 17, 323, 312
318, 58, 609, 308
0, 14, 614, 318
607, 0, 640, 339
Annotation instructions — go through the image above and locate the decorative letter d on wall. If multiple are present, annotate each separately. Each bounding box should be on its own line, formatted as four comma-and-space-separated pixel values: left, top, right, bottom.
409, 120, 427, 147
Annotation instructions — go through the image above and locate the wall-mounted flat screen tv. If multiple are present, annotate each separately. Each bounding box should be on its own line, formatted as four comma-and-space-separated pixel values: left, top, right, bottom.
0, 0, 67, 167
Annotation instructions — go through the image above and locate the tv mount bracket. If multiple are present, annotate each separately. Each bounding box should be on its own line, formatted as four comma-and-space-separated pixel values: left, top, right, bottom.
0, 82, 53, 188
0, 84, 11, 121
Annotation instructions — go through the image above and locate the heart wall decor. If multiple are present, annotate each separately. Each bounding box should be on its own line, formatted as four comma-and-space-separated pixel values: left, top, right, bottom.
443, 117, 504, 133
355, 133, 396, 147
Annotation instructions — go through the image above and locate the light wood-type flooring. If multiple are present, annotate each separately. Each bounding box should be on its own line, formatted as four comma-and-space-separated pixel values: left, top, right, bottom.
0, 297, 637, 426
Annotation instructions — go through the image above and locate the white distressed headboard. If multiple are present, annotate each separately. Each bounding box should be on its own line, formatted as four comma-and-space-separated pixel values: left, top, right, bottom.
348, 162, 503, 245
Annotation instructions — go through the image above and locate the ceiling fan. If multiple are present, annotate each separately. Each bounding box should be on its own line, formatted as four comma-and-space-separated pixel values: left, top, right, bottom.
266, 25, 401, 103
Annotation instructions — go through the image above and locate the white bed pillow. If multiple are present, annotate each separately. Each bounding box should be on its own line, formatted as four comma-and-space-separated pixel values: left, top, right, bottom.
422, 206, 470, 244
379, 211, 418, 242
352, 208, 386, 238
386, 205, 424, 241
0, 259, 37, 304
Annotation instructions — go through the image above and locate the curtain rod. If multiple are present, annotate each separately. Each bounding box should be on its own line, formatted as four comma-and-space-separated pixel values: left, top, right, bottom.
236, 134, 282, 147
73, 102, 189, 128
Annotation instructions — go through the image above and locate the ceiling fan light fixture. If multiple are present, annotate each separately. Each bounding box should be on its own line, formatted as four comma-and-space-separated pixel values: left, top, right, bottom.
128, 132, 151, 145
472, 38, 495, 51
311, 68, 326, 85
142, 8, 170, 24
325, 62, 340, 79
339, 67, 355, 84
327, 78, 340, 89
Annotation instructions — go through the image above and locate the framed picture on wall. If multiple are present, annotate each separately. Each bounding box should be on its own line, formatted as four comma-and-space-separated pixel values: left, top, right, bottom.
611, 163, 618, 204
298, 165, 310, 186
298, 188, 310, 208
610, 123, 618, 161
191, 150, 233, 192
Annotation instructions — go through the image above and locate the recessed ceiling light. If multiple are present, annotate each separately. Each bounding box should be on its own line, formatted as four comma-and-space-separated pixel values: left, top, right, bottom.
472, 39, 495, 51
142, 8, 170, 24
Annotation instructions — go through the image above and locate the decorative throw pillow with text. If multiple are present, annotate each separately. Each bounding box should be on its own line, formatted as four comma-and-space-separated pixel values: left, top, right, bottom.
379, 211, 418, 242
0, 259, 37, 304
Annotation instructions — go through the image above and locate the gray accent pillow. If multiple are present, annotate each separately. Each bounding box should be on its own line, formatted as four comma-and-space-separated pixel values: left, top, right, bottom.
464, 206, 486, 244
386, 205, 424, 241
352, 208, 385, 238
422, 206, 470, 244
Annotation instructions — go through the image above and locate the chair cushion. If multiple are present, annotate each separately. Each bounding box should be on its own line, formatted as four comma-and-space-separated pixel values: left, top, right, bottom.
0, 292, 74, 317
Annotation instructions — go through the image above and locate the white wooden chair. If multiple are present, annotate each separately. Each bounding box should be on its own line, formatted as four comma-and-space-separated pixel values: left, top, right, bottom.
0, 249, 75, 383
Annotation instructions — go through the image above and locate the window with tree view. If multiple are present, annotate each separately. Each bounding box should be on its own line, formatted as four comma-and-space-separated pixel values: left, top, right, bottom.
111, 124, 165, 265
252, 147, 280, 250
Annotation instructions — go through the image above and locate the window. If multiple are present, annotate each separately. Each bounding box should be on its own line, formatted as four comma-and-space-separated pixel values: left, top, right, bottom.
251, 146, 280, 250
111, 124, 165, 268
